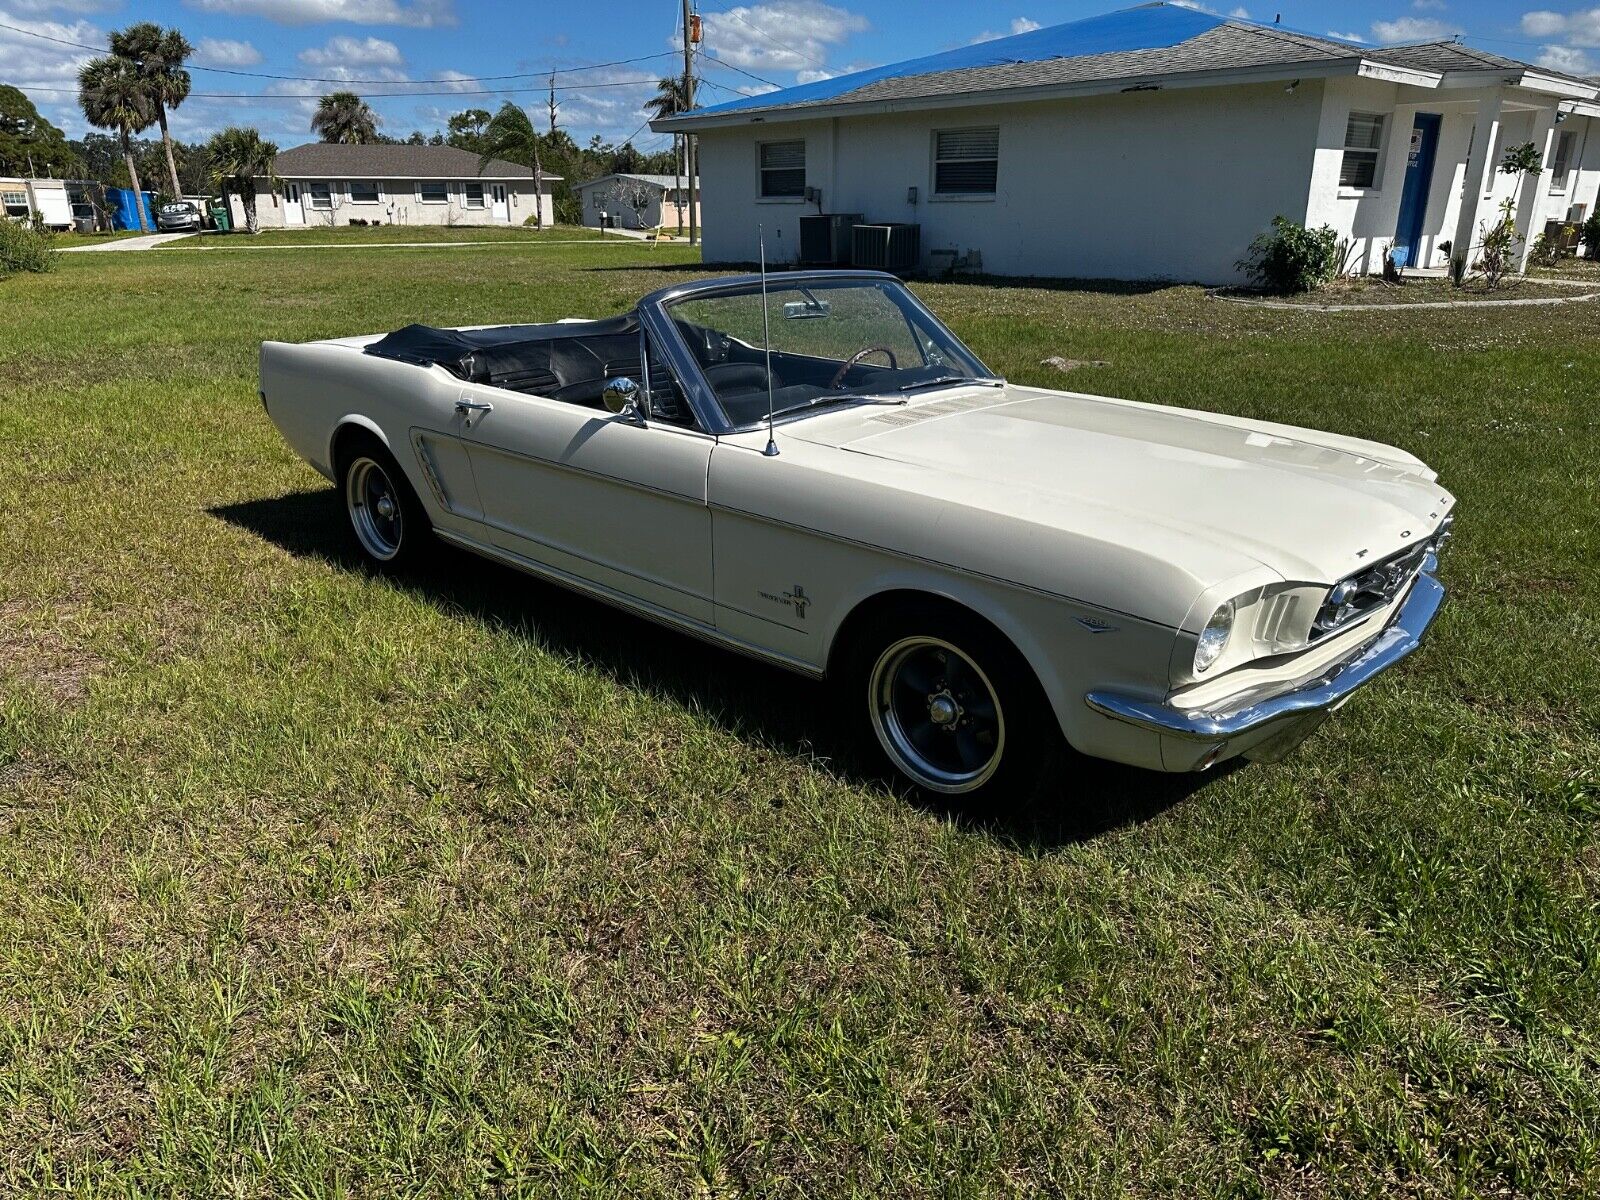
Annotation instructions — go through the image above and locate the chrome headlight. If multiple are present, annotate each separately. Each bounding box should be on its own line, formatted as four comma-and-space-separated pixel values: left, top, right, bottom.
1194, 601, 1235, 674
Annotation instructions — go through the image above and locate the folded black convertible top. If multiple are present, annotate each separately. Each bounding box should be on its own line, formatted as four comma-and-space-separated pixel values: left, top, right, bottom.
363, 314, 638, 383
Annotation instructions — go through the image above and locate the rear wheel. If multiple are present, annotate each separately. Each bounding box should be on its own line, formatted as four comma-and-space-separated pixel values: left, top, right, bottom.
844, 600, 1066, 803
338, 434, 431, 570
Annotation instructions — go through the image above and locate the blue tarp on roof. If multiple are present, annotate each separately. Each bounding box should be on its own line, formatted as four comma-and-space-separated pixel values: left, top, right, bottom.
692, 3, 1227, 117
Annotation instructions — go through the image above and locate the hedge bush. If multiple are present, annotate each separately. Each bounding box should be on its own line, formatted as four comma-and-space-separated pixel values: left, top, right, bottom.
0, 219, 57, 277
1238, 216, 1340, 294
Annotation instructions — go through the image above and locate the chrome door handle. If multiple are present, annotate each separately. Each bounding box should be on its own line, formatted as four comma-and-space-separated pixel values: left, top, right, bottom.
455, 397, 493, 426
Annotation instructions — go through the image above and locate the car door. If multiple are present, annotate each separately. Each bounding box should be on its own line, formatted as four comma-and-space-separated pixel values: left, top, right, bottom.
457, 381, 716, 626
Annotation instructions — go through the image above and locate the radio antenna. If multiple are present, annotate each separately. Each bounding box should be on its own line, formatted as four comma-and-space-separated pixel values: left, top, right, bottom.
759, 224, 779, 457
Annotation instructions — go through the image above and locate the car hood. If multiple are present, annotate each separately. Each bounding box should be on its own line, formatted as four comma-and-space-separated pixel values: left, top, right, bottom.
783, 384, 1454, 586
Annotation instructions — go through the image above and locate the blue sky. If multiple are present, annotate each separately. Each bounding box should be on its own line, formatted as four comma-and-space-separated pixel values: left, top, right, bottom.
2, 0, 1595, 151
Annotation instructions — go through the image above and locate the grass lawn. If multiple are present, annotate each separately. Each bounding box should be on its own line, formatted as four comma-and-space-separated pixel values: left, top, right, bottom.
46, 228, 153, 245
2, 245, 1597, 1196
171, 223, 609, 248
1532, 258, 1600, 282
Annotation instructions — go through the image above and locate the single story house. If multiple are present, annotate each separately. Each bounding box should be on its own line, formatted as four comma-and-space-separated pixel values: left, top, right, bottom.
573, 173, 700, 230
654, 3, 1600, 283
231, 143, 557, 230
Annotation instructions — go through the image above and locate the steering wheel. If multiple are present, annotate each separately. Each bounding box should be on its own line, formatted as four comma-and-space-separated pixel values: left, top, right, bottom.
829, 346, 899, 390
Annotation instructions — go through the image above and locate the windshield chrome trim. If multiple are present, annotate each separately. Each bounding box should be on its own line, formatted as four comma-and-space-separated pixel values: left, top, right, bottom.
637, 270, 1000, 435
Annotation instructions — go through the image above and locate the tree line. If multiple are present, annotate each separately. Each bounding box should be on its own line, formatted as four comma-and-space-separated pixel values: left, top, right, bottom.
8, 17, 688, 232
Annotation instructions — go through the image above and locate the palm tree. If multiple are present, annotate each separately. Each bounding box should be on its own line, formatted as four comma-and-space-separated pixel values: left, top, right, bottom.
78, 55, 155, 232
311, 92, 378, 144
645, 76, 691, 231
479, 102, 544, 228
109, 22, 192, 201
206, 126, 278, 233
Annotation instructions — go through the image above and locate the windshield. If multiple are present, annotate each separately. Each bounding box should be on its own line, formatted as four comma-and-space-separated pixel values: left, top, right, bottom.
662, 278, 996, 430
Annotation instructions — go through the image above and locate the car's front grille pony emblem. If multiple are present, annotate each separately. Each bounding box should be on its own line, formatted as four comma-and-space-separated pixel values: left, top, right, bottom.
1311, 541, 1432, 639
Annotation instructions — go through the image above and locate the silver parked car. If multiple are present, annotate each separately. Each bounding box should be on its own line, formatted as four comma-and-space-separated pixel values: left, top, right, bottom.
156, 201, 201, 232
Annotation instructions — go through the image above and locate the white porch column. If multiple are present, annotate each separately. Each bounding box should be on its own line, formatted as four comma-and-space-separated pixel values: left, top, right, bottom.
1514, 105, 1561, 270
1451, 92, 1503, 279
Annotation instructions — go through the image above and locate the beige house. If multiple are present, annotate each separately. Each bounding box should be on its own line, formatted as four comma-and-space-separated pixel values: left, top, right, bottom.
234, 144, 557, 230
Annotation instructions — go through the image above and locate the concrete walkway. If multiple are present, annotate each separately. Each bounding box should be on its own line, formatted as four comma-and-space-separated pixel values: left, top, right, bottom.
1211, 287, 1600, 313
58, 232, 195, 253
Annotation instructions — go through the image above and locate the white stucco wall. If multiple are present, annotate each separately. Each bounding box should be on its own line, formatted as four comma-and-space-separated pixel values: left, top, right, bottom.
235, 178, 553, 229
695, 80, 1329, 284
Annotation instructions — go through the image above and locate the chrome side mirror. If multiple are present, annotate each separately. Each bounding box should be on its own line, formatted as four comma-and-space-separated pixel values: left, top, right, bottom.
603, 376, 646, 423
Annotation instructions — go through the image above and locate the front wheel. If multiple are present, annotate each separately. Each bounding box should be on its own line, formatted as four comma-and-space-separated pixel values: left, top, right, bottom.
845, 601, 1067, 803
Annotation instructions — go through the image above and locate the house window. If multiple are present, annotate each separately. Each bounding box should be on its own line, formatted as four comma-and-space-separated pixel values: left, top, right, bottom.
464, 182, 485, 208
1, 190, 28, 218
418, 180, 448, 203
933, 127, 999, 196
307, 182, 333, 209
348, 180, 380, 203
758, 140, 806, 198
1550, 130, 1577, 191
1340, 112, 1386, 189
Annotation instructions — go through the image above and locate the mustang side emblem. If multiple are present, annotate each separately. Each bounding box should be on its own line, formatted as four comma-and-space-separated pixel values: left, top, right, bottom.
759, 585, 810, 619
1075, 616, 1119, 633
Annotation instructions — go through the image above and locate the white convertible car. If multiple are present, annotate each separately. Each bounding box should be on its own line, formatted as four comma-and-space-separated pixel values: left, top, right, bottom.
260, 270, 1453, 800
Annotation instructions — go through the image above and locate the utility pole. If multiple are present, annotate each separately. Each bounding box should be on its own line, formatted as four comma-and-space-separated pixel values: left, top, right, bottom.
682, 0, 698, 247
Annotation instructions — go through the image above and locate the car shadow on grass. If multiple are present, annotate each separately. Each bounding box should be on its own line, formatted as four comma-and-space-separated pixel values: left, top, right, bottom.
211, 488, 1226, 849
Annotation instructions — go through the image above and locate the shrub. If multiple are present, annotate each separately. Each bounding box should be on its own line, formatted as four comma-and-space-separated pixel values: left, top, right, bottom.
1475, 198, 1521, 289
1584, 213, 1600, 262
1238, 216, 1341, 293
0, 218, 57, 277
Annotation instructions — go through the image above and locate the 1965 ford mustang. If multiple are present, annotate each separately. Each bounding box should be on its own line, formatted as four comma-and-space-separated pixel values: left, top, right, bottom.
260, 270, 1453, 800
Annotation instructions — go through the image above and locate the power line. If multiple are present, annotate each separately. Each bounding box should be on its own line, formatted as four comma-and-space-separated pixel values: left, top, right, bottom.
698, 56, 782, 89
0, 19, 677, 86
715, 8, 826, 69
33, 77, 663, 100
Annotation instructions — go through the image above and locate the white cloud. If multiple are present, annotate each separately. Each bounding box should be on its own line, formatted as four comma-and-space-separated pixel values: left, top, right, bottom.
298, 34, 404, 66
972, 16, 1045, 43
1328, 30, 1366, 41
694, 2, 868, 74
182, 0, 456, 29
1520, 7, 1600, 46
1412, 0, 1446, 9
1536, 43, 1596, 70
1371, 16, 1459, 41
194, 37, 264, 67
0, 11, 105, 139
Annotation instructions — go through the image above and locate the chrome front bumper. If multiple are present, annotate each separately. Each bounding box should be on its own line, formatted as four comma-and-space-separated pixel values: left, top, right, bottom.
1086, 571, 1445, 743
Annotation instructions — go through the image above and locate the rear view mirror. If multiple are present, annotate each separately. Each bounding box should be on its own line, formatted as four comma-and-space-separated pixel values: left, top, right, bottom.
783, 299, 831, 320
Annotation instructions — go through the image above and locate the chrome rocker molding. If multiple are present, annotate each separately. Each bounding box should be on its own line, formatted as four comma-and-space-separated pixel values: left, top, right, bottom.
1086, 570, 1445, 741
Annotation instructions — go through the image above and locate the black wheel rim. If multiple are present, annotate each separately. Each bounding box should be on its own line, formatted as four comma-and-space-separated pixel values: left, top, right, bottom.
869, 636, 1005, 793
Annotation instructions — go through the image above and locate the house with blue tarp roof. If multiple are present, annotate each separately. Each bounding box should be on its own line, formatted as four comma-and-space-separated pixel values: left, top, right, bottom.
655, 3, 1600, 283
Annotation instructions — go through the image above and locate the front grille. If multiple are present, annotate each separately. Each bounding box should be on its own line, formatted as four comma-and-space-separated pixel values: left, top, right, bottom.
1311, 541, 1431, 640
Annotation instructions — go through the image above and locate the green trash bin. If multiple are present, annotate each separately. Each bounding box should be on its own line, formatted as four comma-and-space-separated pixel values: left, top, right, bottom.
209, 202, 231, 232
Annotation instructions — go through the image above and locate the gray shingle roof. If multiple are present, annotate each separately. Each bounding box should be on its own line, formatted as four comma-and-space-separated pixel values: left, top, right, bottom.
271, 143, 560, 180
810, 23, 1360, 111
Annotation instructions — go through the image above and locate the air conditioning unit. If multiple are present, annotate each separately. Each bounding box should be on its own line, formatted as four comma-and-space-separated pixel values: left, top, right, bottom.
799, 213, 860, 265
851, 223, 921, 273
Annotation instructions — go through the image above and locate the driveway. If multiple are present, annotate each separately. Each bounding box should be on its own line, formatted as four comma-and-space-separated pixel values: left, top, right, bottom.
58, 232, 196, 253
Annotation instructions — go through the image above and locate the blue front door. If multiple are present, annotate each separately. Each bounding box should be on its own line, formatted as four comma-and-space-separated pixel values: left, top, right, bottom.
1393, 114, 1442, 268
